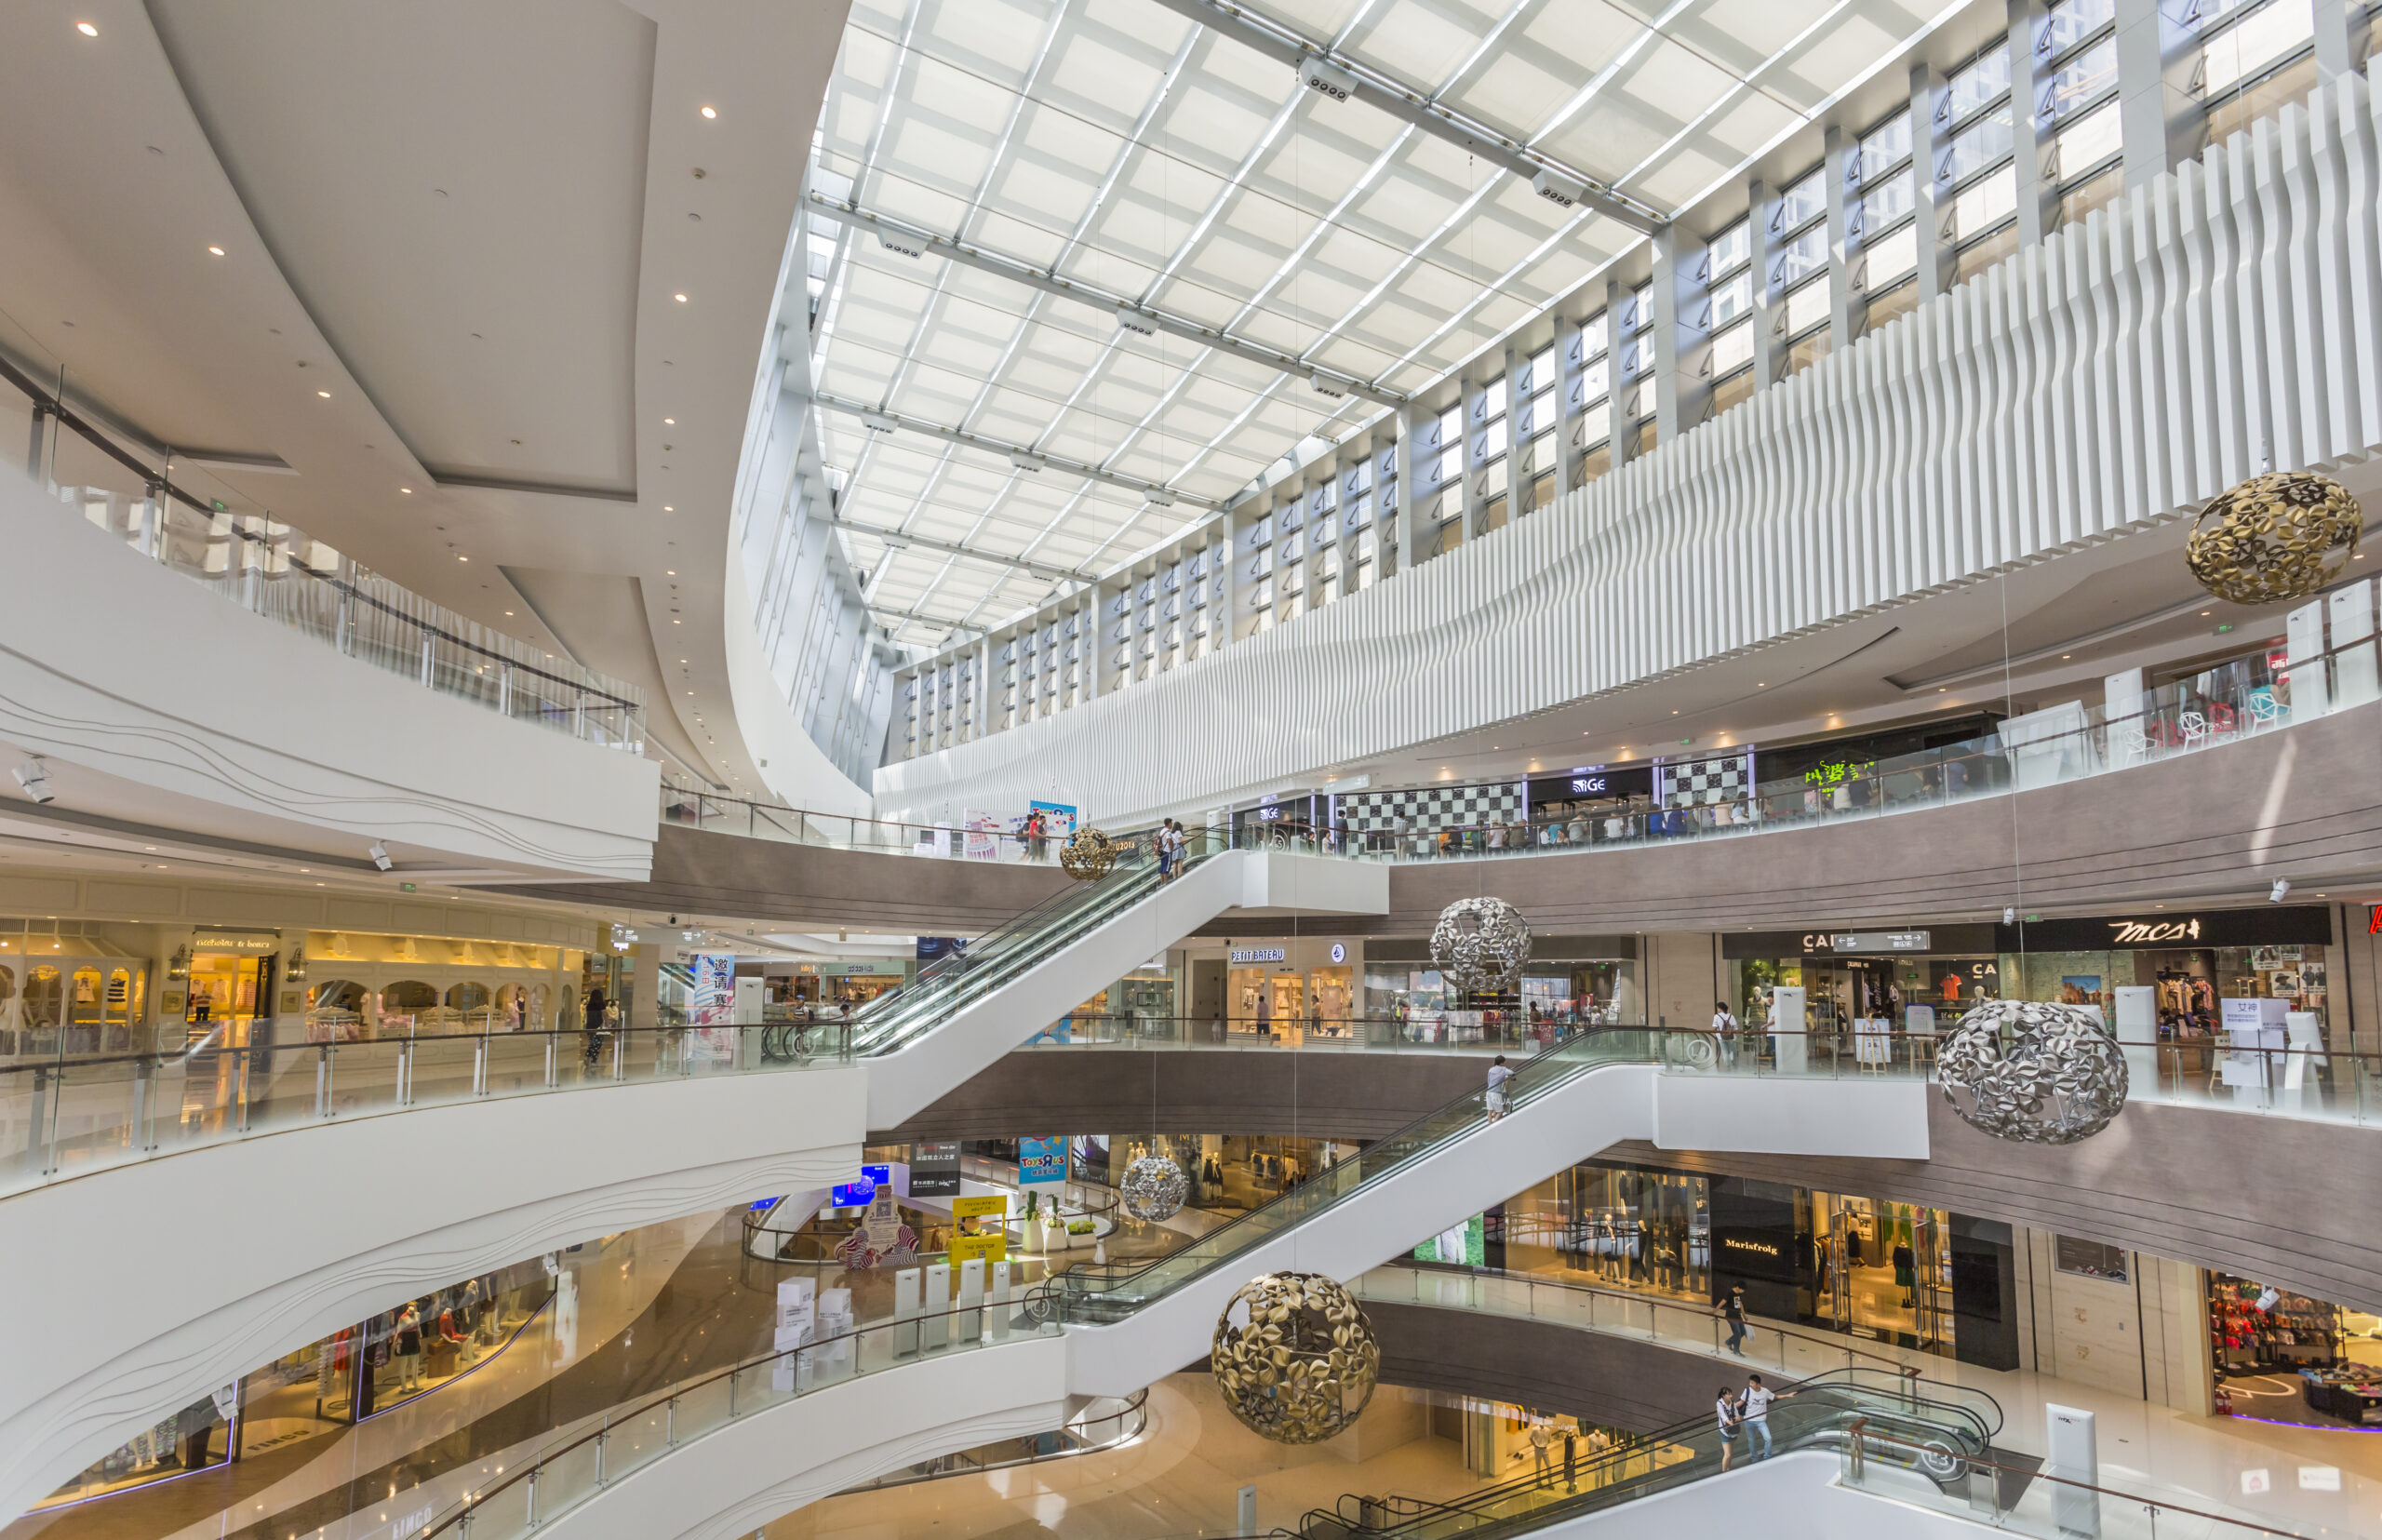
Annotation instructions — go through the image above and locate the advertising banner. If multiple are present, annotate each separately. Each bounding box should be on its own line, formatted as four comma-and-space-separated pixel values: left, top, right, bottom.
962, 811, 1003, 861
688, 953, 737, 1026
910, 1140, 961, 1198
1028, 800, 1077, 838
1413, 1213, 1483, 1266
949, 1194, 1009, 1265
1019, 1137, 1067, 1185
833, 1185, 918, 1270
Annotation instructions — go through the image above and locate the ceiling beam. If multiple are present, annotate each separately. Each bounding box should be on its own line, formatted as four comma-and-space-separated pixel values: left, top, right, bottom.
805, 197, 1408, 408
871, 604, 990, 636
1146, 0, 1666, 237
813, 393, 1224, 511
828, 514, 1092, 585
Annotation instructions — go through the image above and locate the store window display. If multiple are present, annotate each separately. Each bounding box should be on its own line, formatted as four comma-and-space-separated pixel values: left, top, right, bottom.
2208, 1272, 2382, 1426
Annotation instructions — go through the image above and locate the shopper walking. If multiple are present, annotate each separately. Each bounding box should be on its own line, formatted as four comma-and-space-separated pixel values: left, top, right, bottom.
1485, 1054, 1514, 1120
1712, 999, 1738, 1070
582, 985, 609, 1071
1715, 1386, 1742, 1470
1740, 1373, 1777, 1461
1155, 819, 1174, 882
1721, 1283, 1748, 1355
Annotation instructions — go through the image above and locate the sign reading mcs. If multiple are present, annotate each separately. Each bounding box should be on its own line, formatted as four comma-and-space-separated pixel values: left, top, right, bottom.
1231, 947, 1288, 964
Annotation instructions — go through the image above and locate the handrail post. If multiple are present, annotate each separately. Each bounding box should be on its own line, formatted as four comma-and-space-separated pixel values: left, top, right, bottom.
524, 1466, 537, 1527
474, 1033, 488, 1097
315, 1043, 331, 1119
544, 1033, 557, 1089
234, 1045, 254, 1132
610, 1028, 624, 1081
594, 1422, 607, 1485
132, 1056, 154, 1152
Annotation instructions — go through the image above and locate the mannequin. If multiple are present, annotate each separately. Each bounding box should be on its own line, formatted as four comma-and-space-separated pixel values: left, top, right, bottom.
393, 1303, 425, 1391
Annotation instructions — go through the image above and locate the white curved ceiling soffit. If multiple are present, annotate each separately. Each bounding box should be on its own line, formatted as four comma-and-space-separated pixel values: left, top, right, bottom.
0, 0, 848, 797
810, 0, 1965, 649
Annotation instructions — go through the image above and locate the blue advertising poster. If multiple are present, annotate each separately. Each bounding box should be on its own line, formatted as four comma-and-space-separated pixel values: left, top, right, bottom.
830, 1163, 890, 1208
1019, 1137, 1067, 1185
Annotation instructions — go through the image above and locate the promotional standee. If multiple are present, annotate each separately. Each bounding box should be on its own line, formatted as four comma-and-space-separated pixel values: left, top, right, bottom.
950, 1195, 1009, 1265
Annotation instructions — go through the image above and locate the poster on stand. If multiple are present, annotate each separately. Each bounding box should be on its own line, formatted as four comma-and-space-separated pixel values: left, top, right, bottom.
950, 1194, 1009, 1265
689, 953, 737, 1025
833, 1185, 918, 1269
1019, 1137, 1067, 1185
962, 811, 1003, 861
1854, 1017, 1893, 1064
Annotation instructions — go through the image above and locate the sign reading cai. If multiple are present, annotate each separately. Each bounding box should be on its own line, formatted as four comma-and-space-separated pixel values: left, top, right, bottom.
1230, 947, 1288, 964
1799, 931, 1931, 954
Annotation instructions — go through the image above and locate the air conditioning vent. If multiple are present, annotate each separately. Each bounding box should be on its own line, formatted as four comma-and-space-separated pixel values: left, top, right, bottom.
1299, 54, 1359, 102
1531, 168, 1588, 209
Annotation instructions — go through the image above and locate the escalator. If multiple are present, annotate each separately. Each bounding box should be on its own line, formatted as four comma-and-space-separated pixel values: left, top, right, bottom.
1289, 1368, 2003, 1540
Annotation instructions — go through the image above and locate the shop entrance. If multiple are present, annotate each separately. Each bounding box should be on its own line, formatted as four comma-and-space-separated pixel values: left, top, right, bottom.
1812, 1193, 1951, 1352
181, 945, 278, 1133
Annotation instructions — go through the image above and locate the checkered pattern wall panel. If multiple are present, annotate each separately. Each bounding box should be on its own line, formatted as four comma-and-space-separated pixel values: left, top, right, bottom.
1656, 752, 1755, 809
1336, 783, 1524, 835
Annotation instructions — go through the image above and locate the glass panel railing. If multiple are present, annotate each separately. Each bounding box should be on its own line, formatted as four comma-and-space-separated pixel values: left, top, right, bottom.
1, 357, 649, 754
1045, 1029, 1661, 1322
1285, 1368, 1999, 1540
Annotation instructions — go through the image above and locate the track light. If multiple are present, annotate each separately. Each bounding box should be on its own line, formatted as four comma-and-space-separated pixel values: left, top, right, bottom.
860, 409, 898, 435
1308, 371, 1346, 398
369, 840, 394, 872
1114, 303, 1158, 337
1146, 488, 1177, 507
1297, 54, 1359, 102
877, 230, 925, 259
1009, 451, 1043, 473
12, 758, 52, 805
2270, 878, 2292, 904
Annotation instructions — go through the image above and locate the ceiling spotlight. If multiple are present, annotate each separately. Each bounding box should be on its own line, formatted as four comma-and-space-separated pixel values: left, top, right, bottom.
663, 504, 675, 512
2271, 877, 2292, 904
1009, 451, 1043, 473
700, 105, 718, 119
877, 230, 925, 259
1530, 167, 1589, 209
1297, 54, 1359, 101
369, 841, 394, 872
207, 246, 225, 256
13, 758, 54, 805
317, 389, 331, 398
1115, 303, 1158, 337
400, 487, 413, 494
75, 20, 98, 36
860, 409, 898, 435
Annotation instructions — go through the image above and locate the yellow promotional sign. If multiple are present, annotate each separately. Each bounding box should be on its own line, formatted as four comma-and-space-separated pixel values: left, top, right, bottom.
949, 1195, 1009, 1265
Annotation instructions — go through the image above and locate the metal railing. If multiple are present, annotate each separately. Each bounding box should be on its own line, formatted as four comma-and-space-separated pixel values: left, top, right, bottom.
3, 353, 646, 751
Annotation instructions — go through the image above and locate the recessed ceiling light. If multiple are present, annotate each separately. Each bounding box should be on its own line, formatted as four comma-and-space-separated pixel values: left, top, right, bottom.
674, 293, 689, 302
674, 619, 681, 623
207, 246, 225, 256
701, 105, 718, 119
458, 555, 469, 562
666, 569, 676, 575
75, 20, 98, 35
503, 610, 515, 616
400, 487, 412, 494
2201, 610, 2211, 616
317, 389, 331, 398
663, 417, 676, 424
663, 505, 675, 512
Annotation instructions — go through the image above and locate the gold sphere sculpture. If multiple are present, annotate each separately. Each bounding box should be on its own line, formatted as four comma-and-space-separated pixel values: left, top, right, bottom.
2185, 471, 2362, 605
1211, 1272, 1379, 1444
1058, 826, 1119, 880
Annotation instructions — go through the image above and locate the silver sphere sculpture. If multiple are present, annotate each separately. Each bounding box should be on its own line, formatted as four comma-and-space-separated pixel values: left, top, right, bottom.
1120, 1154, 1188, 1222
1211, 1271, 1379, 1444
1937, 999, 2128, 1145
1429, 897, 1532, 996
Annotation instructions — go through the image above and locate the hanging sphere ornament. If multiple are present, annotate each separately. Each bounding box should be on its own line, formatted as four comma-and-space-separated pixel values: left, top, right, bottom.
1211, 1272, 1380, 1444
1120, 1154, 1189, 1222
2185, 470, 2362, 604
1059, 826, 1120, 880
1936, 999, 2128, 1145
1429, 897, 1532, 996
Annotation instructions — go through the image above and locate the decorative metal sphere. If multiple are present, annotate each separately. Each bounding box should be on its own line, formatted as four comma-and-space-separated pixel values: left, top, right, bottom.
1120, 1154, 1188, 1222
1211, 1272, 1378, 1444
1937, 999, 2128, 1145
2186, 471, 2362, 604
1059, 827, 1119, 880
1429, 897, 1532, 996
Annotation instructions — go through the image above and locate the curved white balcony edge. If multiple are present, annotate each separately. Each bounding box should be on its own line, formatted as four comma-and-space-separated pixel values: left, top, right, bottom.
0, 468, 660, 880
0, 1069, 864, 1525
542, 1336, 1070, 1540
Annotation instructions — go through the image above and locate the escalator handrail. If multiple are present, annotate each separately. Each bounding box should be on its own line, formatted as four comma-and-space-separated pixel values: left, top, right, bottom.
1049, 1027, 1659, 1313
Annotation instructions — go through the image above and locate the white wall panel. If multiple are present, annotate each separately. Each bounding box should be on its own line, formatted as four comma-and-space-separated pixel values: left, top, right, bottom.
879, 72, 2382, 828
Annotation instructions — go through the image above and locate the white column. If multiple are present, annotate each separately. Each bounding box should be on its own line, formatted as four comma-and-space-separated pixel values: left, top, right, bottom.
2115, 0, 2198, 191
1824, 124, 1861, 347
1602, 277, 1635, 470
1394, 404, 1424, 573
1909, 62, 1955, 305
2010, 0, 2058, 248
1653, 227, 1706, 441
1748, 179, 1788, 389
